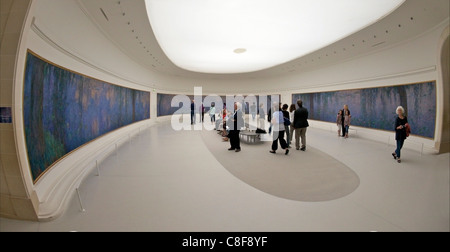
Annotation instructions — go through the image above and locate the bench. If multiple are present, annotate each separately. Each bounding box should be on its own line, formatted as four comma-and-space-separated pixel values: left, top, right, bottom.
239, 131, 261, 143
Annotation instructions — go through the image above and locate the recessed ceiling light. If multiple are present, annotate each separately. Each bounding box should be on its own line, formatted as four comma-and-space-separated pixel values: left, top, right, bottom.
145, 0, 405, 74
234, 48, 247, 54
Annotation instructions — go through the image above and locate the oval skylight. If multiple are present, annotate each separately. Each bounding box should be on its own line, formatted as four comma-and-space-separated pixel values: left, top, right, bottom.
145, 0, 405, 74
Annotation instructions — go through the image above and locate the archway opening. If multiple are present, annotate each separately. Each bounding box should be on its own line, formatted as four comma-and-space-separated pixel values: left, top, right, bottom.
439, 35, 449, 153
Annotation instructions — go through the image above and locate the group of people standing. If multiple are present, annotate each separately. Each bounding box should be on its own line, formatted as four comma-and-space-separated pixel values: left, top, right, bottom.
334, 104, 409, 163
336, 104, 351, 138
222, 100, 309, 156
269, 100, 309, 155
197, 99, 409, 164
190, 100, 205, 124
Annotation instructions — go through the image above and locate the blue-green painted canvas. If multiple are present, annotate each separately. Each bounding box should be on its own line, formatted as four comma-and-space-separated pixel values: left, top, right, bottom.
292, 82, 436, 138
23, 51, 150, 182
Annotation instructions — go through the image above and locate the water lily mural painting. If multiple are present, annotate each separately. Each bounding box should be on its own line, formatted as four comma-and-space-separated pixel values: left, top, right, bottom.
23, 51, 150, 182
293, 81, 436, 139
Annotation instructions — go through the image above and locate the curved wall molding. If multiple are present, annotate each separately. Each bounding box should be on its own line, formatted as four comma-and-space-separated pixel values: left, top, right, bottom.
30, 18, 150, 92
253, 66, 437, 93
36, 120, 153, 221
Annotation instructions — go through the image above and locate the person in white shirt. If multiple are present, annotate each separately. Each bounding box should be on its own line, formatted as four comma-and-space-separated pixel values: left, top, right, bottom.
209, 103, 216, 123
269, 102, 289, 155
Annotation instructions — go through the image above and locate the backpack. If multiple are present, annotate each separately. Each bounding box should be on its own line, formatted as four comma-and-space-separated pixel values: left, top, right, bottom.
284, 117, 291, 126
405, 123, 411, 137
255, 128, 267, 134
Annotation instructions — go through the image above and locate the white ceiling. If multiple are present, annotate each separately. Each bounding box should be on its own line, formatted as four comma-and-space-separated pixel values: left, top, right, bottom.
78, 0, 449, 80
145, 0, 405, 74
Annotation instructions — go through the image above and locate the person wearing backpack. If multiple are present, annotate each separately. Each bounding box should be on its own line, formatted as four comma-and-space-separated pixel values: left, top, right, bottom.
269, 103, 289, 155
392, 106, 408, 163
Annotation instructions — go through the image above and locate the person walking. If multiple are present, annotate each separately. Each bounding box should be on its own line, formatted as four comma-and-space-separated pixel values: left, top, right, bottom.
392, 106, 408, 163
228, 102, 244, 152
269, 103, 289, 155
293, 99, 309, 151
267, 103, 281, 135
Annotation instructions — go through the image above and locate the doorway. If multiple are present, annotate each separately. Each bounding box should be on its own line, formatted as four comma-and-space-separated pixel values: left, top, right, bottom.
439, 35, 449, 153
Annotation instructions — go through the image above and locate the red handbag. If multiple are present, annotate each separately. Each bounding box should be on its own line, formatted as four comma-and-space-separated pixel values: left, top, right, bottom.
405, 123, 411, 137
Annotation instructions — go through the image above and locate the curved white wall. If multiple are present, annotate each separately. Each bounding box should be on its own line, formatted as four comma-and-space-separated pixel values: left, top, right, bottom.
12, 0, 448, 220
14, 0, 159, 220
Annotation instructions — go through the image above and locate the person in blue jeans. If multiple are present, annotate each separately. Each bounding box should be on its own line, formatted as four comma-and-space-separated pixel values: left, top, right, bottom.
392, 106, 408, 163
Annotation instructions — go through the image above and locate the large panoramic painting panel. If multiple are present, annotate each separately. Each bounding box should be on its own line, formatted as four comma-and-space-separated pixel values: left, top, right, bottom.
292, 82, 436, 138
23, 51, 150, 182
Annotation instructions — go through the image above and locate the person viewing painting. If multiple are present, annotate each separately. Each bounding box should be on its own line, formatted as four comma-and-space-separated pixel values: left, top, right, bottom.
341, 104, 350, 137
336, 110, 343, 137
343, 109, 351, 138
293, 99, 309, 151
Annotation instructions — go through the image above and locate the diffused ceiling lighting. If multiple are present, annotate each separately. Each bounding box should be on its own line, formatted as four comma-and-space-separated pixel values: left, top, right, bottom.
234, 48, 247, 54
145, 0, 405, 74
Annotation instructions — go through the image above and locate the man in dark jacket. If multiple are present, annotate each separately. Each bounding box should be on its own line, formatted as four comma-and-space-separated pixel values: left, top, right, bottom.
227, 102, 244, 152
190, 100, 195, 125
293, 99, 309, 151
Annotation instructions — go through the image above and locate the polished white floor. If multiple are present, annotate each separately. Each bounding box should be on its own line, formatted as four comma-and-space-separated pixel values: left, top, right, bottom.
1, 119, 449, 232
